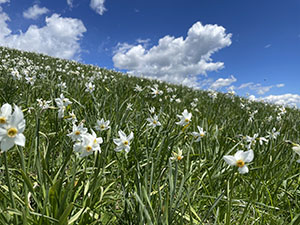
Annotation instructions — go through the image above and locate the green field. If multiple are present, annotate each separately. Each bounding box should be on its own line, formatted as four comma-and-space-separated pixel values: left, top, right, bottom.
1, 46, 300, 224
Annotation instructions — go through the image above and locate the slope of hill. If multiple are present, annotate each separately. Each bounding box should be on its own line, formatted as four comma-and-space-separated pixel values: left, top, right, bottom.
0, 46, 300, 224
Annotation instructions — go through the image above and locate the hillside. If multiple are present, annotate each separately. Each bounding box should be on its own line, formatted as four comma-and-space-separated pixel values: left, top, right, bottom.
0, 46, 300, 224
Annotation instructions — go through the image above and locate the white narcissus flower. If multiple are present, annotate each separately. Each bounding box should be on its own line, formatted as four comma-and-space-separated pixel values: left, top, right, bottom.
146, 114, 161, 128
113, 130, 134, 153
258, 137, 268, 145
134, 84, 143, 92
223, 149, 254, 174
267, 127, 280, 139
292, 144, 300, 163
176, 109, 192, 126
191, 126, 206, 142
150, 87, 163, 98
95, 118, 110, 131
67, 123, 88, 142
85, 82, 95, 93
55, 94, 72, 118
0, 104, 26, 152
0, 103, 12, 127
170, 148, 184, 161
149, 107, 155, 114
36, 99, 51, 110
73, 131, 102, 158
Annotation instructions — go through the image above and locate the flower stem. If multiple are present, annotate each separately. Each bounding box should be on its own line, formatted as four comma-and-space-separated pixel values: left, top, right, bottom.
4, 152, 18, 224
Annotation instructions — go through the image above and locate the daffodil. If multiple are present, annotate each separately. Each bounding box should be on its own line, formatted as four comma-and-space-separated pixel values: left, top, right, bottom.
146, 114, 161, 128
191, 126, 206, 142
267, 127, 280, 139
0, 104, 26, 152
67, 123, 88, 141
0, 103, 12, 127
170, 148, 184, 161
95, 118, 110, 131
176, 109, 192, 126
113, 130, 133, 153
292, 144, 300, 163
73, 132, 102, 158
223, 149, 254, 174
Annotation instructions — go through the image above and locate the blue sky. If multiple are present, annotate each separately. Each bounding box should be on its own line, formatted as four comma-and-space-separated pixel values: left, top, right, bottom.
1, 0, 300, 106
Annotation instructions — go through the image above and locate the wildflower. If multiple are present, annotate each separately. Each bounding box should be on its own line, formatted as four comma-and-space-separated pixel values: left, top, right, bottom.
73, 132, 102, 158
149, 107, 155, 114
150, 86, 163, 98
191, 126, 206, 142
176, 109, 192, 126
67, 110, 77, 123
67, 123, 88, 141
85, 82, 95, 93
36, 98, 51, 110
55, 94, 72, 118
113, 130, 134, 153
223, 149, 254, 174
134, 84, 143, 92
258, 137, 268, 145
146, 114, 161, 128
0, 103, 12, 127
245, 133, 258, 149
25, 75, 36, 85
95, 118, 110, 131
127, 103, 133, 111
170, 148, 184, 161
267, 127, 280, 139
292, 144, 300, 163
0, 104, 26, 152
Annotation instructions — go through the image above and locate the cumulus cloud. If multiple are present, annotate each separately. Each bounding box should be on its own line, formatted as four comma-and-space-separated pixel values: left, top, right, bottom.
67, 0, 73, 7
23, 5, 49, 20
264, 44, 271, 48
0, 9, 86, 59
210, 75, 237, 90
113, 21, 232, 87
0, 0, 9, 4
238, 82, 285, 95
90, 0, 106, 15
251, 94, 300, 107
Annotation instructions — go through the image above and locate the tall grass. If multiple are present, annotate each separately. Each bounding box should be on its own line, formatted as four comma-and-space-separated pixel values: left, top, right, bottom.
0, 46, 300, 224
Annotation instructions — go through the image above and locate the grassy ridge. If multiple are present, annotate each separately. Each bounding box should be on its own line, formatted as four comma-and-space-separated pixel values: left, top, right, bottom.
0, 46, 300, 224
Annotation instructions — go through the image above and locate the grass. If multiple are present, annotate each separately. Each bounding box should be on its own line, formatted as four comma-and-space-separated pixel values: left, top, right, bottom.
0, 46, 300, 224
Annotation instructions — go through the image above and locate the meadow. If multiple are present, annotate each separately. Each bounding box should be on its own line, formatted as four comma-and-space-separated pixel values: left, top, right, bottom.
0, 46, 300, 224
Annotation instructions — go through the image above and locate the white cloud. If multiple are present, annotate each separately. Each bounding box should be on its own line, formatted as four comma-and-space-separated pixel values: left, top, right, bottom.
90, 0, 106, 15
264, 44, 271, 48
238, 82, 285, 95
210, 75, 237, 90
23, 5, 49, 20
251, 94, 300, 107
0, 0, 9, 4
67, 0, 73, 7
113, 21, 232, 87
276, 83, 285, 88
0, 10, 87, 59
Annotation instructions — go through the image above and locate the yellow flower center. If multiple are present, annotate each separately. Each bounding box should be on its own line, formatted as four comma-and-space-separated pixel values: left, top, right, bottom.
100, 125, 105, 130
236, 159, 245, 168
86, 145, 92, 152
200, 133, 205, 137
153, 120, 157, 125
7, 127, 18, 138
75, 131, 80, 135
177, 155, 183, 161
0, 116, 6, 124
185, 118, 189, 123
123, 140, 129, 146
